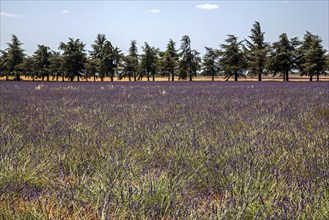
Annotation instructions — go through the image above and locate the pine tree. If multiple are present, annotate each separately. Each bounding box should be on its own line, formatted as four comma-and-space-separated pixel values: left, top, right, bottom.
33, 45, 52, 81
59, 38, 86, 82
267, 33, 299, 81
140, 42, 158, 81
124, 40, 139, 81
298, 31, 327, 81
245, 21, 268, 81
202, 47, 219, 81
218, 35, 246, 81
5, 34, 25, 80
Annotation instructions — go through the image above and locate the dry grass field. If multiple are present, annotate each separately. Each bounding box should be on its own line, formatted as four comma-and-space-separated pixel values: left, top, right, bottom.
1, 75, 329, 82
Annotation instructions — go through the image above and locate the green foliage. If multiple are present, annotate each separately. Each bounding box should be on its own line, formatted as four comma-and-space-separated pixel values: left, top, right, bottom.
325, 53, 329, 72
202, 47, 219, 80
0, 50, 9, 78
49, 51, 64, 81
33, 45, 52, 81
59, 38, 86, 82
267, 33, 299, 81
140, 42, 159, 81
84, 57, 98, 81
90, 34, 117, 81
297, 31, 327, 81
16, 56, 38, 81
4, 34, 25, 80
218, 35, 247, 81
245, 21, 269, 81
178, 35, 201, 81
1, 24, 328, 81
123, 40, 139, 81
158, 39, 179, 81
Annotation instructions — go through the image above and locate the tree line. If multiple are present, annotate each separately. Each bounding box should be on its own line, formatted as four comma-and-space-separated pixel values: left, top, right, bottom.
1, 21, 328, 82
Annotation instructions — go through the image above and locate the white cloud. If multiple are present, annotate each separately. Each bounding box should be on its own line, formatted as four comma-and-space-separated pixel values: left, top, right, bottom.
196, 3, 219, 10
1, 12, 21, 18
148, 9, 160, 13
61, 10, 70, 14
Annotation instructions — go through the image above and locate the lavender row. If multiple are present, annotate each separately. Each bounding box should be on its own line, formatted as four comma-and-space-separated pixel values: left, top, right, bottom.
0, 81, 328, 219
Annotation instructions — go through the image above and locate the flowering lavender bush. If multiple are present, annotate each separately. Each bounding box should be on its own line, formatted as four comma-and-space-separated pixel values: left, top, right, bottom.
0, 81, 328, 219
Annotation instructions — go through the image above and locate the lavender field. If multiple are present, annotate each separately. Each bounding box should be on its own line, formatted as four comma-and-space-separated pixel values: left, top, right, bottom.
0, 81, 328, 219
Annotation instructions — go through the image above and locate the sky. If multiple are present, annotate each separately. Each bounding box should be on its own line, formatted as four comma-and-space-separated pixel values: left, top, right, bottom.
1, 0, 328, 56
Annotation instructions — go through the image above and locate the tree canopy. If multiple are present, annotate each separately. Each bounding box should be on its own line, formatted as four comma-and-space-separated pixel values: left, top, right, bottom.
59, 38, 86, 82
245, 21, 268, 81
3, 34, 25, 80
267, 33, 299, 81
218, 35, 247, 81
298, 31, 327, 81
1, 22, 328, 82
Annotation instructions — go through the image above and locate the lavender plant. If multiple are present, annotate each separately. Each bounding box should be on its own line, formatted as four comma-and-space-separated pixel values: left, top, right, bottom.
0, 81, 328, 219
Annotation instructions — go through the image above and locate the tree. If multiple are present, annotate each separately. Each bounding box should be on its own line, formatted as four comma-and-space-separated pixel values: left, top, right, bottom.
245, 21, 269, 81
218, 35, 247, 81
0, 50, 9, 80
298, 31, 327, 81
202, 47, 219, 81
85, 57, 98, 82
90, 34, 116, 81
124, 40, 139, 81
17, 56, 38, 81
5, 34, 25, 81
267, 33, 299, 81
190, 49, 201, 81
33, 45, 52, 81
49, 51, 64, 81
159, 39, 178, 81
112, 47, 123, 81
59, 38, 86, 82
140, 42, 158, 81
179, 35, 200, 81
325, 53, 329, 73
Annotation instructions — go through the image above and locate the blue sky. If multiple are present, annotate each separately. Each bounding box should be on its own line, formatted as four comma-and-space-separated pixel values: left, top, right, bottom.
1, 1, 328, 56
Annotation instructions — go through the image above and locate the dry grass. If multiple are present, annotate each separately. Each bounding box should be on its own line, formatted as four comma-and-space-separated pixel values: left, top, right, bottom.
1, 75, 329, 82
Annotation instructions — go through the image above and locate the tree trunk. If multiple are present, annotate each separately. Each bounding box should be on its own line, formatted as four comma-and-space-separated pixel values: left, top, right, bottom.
62, 75, 65, 82
56, 75, 58, 82
70, 76, 74, 82
128, 75, 131, 81
77, 76, 80, 82
212, 74, 214, 81
172, 74, 175, 81
189, 74, 192, 81
152, 73, 155, 81
15, 73, 20, 81
234, 73, 238, 81
111, 75, 114, 82
147, 72, 150, 81
134, 74, 137, 81
258, 73, 262, 81
6, 75, 8, 81
42, 75, 45, 81
101, 77, 104, 82
310, 75, 313, 81
94, 75, 96, 82
168, 74, 170, 81
285, 71, 289, 82
47, 74, 49, 82
317, 73, 319, 81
